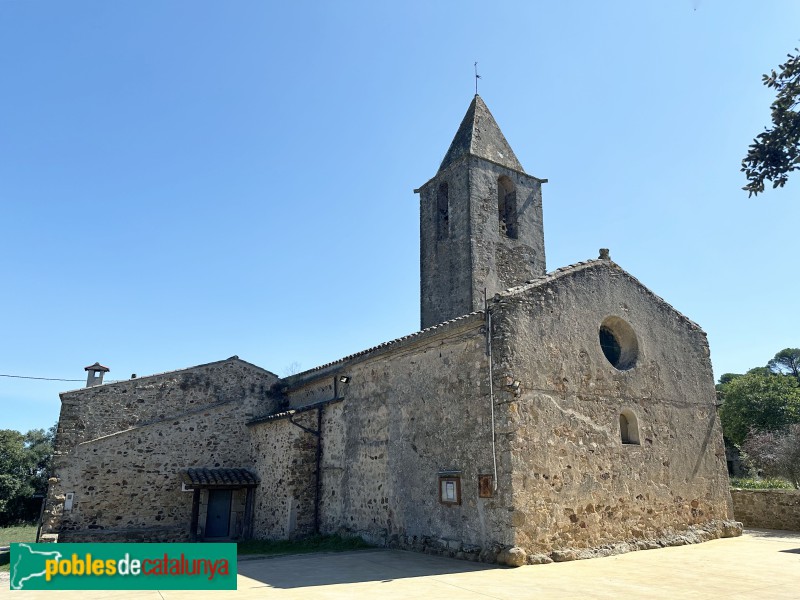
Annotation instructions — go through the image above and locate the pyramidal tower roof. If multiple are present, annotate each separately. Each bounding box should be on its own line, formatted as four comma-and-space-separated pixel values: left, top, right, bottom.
438, 94, 524, 173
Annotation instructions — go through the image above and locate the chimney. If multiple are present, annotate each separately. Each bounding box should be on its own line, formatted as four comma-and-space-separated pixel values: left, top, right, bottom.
84, 362, 110, 387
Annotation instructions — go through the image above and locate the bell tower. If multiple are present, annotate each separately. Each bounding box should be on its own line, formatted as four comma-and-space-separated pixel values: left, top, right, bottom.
416, 95, 546, 329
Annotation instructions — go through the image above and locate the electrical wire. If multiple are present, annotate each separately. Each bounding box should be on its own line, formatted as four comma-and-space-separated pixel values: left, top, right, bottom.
0, 374, 84, 382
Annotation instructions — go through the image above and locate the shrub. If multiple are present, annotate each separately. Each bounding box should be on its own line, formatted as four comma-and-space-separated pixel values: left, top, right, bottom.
741, 424, 800, 489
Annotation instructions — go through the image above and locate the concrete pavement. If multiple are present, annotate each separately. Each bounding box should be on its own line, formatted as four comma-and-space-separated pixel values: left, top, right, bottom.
3, 529, 799, 599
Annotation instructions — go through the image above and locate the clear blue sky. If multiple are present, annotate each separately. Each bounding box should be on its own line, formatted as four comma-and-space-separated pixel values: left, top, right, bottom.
2, 1, 799, 433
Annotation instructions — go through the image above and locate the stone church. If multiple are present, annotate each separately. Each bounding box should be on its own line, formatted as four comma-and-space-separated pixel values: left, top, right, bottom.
42, 95, 739, 564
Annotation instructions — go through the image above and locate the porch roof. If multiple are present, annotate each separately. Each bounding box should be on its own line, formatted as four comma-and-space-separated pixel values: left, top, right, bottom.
180, 467, 260, 489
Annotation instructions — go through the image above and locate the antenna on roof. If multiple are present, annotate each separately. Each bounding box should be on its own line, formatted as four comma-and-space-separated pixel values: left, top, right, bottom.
474, 61, 481, 96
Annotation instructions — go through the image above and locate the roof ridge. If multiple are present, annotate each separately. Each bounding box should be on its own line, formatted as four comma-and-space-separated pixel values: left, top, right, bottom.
493, 257, 704, 333
283, 311, 484, 382
495, 259, 603, 298
61, 356, 277, 395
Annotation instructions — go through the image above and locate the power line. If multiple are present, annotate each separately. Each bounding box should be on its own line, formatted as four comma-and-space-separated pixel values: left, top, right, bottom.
0, 373, 84, 382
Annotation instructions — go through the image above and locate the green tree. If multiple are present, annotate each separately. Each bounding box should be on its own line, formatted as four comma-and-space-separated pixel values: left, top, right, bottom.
0, 426, 55, 525
0, 430, 29, 516
718, 372, 800, 446
718, 373, 742, 386
768, 348, 800, 380
741, 49, 800, 196
746, 366, 773, 377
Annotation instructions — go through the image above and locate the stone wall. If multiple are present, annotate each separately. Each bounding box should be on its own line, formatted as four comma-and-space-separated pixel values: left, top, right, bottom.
467, 157, 545, 313
418, 120, 545, 330
42, 263, 738, 562
731, 489, 800, 530
419, 161, 474, 329
54, 358, 277, 450
492, 260, 737, 561
271, 315, 516, 557
43, 358, 278, 542
250, 410, 318, 539
248, 260, 738, 564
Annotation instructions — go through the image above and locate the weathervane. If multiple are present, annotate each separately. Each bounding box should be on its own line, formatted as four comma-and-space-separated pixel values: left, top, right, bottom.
474, 61, 481, 95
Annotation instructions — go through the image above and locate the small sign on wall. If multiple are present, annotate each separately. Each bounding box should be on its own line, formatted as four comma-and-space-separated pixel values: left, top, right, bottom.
438, 475, 461, 505
64, 493, 74, 512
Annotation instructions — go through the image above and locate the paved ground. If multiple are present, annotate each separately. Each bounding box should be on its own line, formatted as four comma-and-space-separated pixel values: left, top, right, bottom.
3, 529, 799, 599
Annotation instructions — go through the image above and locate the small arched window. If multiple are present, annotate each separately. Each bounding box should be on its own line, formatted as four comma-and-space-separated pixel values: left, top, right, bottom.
619, 409, 640, 445
437, 182, 449, 240
497, 176, 517, 239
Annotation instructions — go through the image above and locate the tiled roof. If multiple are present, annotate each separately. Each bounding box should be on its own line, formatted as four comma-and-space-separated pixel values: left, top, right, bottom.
282, 311, 484, 383
247, 397, 344, 427
180, 467, 260, 488
255, 409, 296, 423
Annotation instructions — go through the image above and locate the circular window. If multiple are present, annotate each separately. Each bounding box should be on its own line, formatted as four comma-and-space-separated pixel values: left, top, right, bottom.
598, 317, 638, 370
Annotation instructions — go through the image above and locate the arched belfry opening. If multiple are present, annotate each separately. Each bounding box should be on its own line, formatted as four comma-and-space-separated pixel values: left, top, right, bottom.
498, 176, 517, 239
437, 182, 449, 240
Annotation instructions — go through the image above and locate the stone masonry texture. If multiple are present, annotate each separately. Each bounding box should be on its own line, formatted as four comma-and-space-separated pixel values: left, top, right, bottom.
43, 94, 738, 565
42, 358, 278, 542
418, 96, 545, 330
731, 490, 800, 531
491, 260, 735, 559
